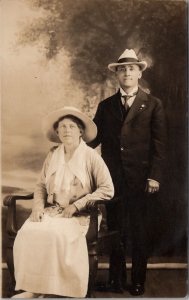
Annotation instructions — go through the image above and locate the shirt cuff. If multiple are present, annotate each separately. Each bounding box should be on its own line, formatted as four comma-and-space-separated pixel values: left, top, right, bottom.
74, 200, 85, 211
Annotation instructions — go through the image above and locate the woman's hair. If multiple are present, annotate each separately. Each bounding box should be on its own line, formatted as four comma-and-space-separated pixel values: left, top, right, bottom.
53, 115, 85, 132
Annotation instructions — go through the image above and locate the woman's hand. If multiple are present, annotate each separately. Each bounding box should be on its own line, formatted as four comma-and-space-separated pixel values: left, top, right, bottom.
61, 204, 78, 218
30, 210, 44, 222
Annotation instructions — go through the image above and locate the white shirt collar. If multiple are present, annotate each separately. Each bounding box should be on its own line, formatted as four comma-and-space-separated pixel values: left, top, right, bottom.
120, 86, 138, 107
119, 86, 138, 96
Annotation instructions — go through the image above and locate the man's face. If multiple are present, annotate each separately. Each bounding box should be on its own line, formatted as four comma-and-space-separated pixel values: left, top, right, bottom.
116, 64, 142, 89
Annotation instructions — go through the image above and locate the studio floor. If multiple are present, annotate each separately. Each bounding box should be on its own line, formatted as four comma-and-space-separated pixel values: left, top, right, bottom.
2, 267, 188, 298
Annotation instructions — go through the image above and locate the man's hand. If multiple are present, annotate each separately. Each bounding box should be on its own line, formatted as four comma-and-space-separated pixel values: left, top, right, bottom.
61, 204, 78, 218
145, 179, 160, 193
30, 210, 44, 222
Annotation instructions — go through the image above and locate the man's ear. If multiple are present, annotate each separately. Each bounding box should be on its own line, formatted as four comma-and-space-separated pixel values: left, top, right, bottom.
138, 70, 142, 79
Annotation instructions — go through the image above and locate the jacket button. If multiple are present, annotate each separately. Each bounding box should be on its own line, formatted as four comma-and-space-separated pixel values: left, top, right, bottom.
121, 147, 124, 151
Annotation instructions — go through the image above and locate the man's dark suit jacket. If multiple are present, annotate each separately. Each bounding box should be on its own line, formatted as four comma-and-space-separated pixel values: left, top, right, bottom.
90, 88, 166, 194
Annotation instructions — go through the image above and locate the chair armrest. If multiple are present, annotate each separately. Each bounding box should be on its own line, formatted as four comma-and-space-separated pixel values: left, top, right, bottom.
86, 196, 119, 210
3, 193, 34, 236
3, 193, 119, 241
85, 197, 119, 244
3, 193, 34, 206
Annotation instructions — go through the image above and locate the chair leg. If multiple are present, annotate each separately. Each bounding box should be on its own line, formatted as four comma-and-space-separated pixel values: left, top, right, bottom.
87, 254, 98, 298
6, 244, 16, 292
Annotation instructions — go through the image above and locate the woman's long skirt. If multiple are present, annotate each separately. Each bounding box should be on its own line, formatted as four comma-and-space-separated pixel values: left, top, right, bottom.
13, 214, 89, 297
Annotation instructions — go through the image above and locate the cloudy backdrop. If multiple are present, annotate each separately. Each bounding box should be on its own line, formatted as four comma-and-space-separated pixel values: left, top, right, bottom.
2, 0, 86, 191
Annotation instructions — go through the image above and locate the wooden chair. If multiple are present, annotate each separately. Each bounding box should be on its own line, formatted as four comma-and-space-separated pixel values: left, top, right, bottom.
3, 193, 120, 297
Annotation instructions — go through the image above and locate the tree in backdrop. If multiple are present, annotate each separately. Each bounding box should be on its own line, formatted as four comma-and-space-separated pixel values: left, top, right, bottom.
20, 0, 186, 101
19, 0, 187, 255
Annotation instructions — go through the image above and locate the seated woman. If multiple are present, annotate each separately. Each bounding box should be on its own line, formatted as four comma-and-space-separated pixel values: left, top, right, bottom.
12, 106, 114, 298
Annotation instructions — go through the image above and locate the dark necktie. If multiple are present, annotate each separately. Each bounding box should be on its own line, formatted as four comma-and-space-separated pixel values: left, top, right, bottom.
122, 91, 138, 111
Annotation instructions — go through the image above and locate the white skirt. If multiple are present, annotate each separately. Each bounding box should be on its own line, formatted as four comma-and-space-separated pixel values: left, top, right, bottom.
13, 214, 90, 297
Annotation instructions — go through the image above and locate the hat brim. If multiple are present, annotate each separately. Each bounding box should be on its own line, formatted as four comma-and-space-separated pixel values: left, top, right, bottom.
42, 107, 97, 143
108, 61, 147, 72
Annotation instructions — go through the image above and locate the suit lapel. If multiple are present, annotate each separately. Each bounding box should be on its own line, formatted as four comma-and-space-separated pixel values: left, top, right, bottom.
124, 89, 149, 124
110, 91, 123, 121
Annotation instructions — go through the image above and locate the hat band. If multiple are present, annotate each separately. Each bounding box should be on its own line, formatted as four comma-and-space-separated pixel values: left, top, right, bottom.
117, 57, 139, 63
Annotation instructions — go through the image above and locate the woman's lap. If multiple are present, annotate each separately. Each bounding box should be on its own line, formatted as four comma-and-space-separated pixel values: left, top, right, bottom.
13, 214, 89, 297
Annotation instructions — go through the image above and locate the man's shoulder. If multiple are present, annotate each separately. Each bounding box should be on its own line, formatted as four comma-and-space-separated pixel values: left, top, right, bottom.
142, 89, 162, 106
99, 92, 119, 106
148, 94, 163, 108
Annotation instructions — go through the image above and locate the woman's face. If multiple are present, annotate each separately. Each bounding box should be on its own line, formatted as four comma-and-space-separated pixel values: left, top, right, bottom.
56, 117, 83, 146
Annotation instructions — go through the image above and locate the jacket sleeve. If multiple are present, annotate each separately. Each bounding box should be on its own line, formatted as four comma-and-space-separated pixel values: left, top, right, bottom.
32, 151, 53, 211
149, 98, 166, 183
88, 102, 104, 148
74, 149, 114, 211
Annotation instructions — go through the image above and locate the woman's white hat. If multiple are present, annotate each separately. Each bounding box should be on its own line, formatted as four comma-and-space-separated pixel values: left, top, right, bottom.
42, 106, 97, 143
108, 49, 147, 72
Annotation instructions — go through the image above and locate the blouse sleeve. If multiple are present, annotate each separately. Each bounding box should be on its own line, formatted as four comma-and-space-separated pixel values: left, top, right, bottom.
32, 150, 53, 211
74, 148, 114, 211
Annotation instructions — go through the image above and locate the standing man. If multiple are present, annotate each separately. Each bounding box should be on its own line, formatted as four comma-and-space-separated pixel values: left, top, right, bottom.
89, 49, 166, 295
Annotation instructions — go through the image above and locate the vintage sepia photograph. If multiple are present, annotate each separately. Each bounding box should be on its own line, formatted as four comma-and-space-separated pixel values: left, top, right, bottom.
1, 0, 188, 298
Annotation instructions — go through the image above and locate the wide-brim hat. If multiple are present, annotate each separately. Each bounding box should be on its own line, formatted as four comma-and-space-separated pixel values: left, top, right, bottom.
42, 106, 97, 143
108, 49, 147, 72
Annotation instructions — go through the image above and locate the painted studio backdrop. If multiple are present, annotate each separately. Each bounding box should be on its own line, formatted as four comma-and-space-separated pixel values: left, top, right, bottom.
2, 0, 187, 265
